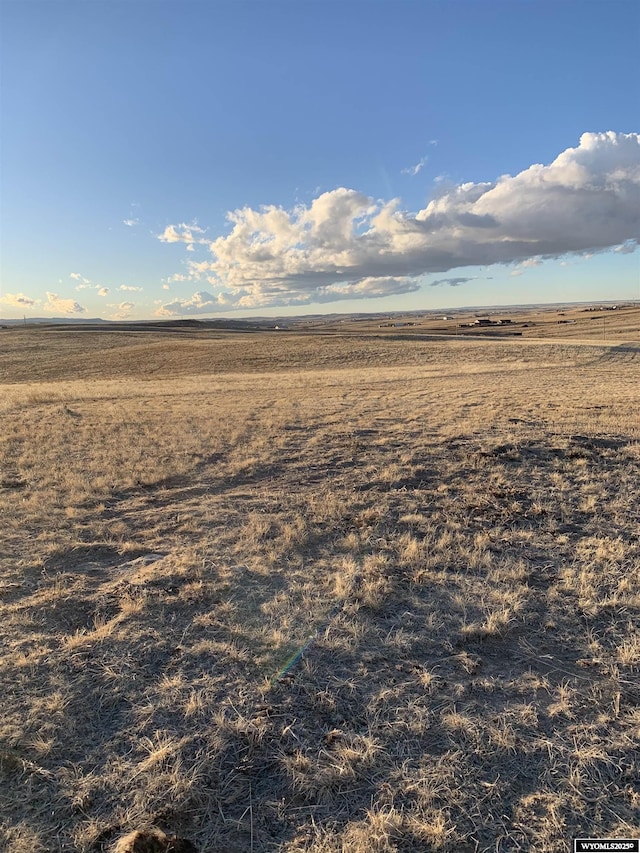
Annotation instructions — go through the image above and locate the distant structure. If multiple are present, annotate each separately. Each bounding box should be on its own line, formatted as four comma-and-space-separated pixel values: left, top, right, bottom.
459, 317, 517, 329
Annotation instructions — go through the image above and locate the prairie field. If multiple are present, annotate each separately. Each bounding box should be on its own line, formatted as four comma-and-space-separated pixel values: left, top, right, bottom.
1, 326, 639, 852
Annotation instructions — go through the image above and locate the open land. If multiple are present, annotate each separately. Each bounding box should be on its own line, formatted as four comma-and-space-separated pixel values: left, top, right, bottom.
1, 305, 639, 851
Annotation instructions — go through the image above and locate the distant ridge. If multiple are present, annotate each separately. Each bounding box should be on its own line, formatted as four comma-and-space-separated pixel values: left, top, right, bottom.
2, 300, 636, 330
0, 317, 110, 326
0, 317, 267, 331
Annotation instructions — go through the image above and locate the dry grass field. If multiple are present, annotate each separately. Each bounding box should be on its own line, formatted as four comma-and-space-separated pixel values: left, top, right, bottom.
306, 302, 640, 341
1, 321, 639, 852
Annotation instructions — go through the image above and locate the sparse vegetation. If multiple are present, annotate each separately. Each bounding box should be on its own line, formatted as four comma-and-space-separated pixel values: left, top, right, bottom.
1, 323, 639, 851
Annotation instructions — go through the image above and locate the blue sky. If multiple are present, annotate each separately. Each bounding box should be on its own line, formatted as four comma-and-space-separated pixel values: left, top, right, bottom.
1, 0, 638, 319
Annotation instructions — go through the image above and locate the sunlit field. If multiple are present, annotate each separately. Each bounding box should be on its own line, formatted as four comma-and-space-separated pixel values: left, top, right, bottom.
1, 326, 639, 852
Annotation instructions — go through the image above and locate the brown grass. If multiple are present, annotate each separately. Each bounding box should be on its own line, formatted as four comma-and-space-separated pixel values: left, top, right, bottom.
1, 326, 639, 851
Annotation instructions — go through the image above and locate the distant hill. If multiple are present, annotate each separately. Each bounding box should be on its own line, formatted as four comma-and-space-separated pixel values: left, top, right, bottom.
2, 300, 635, 331
0, 317, 269, 332
0, 317, 110, 326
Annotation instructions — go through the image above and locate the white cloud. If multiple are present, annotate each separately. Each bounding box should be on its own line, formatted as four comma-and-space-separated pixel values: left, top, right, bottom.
401, 155, 428, 176
158, 223, 206, 244
45, 292, 86, 314
186, 261, 210, 277
158, 132, 640, 312
123, 218, 139, 227
0, 292, 37, 307
109, 301, 135, 320
157, 291, 236, 316
162, 284, 170, 290
72, 276, 111, 293
317, 276, 419, 302
509, 256, 542, 277
118, 285, 143, 292
158, 276, 420, 316
614, 240, 638, 254
70, 272, 91, 284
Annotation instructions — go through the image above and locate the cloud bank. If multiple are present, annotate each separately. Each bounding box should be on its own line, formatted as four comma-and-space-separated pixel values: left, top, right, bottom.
158, 132, 640, 314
